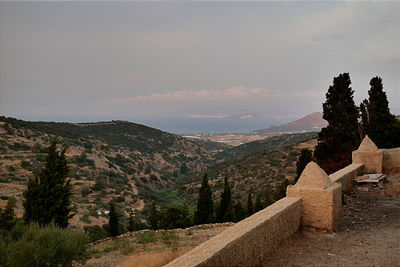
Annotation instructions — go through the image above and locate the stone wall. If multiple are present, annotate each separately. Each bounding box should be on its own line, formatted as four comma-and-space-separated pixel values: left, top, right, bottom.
166, 197, 301, 267
352, 135, 383, 173
382, 148, 400, 172
329, 163, 364, 192
287, 162, 342, 231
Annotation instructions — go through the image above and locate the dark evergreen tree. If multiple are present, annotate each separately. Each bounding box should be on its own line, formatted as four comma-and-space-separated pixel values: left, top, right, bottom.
127, 212, 138, 232
217, 177, 234, 222
254, 195, 263, 212
233, 201, 245, 222
194, 173, 214, 225
363, 76, 400, 148
148, 202, 160, 230
314, 73, 360, 174
295, 149, 313, 183
0, 198, 16, 231
159, 204, 191, 229
359, 99, 369, 139
23, 140, 71, 227
108, 202, 120, 237
246, 190, 254, 217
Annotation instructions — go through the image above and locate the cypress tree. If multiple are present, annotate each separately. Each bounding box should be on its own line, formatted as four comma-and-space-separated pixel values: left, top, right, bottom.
217, 177, 234, 222
363, 76, 400, 148
23, 140, 71, 228
246, 190, 254, 217
254, 195, 263, 212
108, 202, 120, 237
233, 201, 245, 222
359, 99, 369, 139
148, 201, 160, 230
127, 212, 137, 232
314, 73, 360, 174
295, 149, 313, 183
194, 173, 214, 225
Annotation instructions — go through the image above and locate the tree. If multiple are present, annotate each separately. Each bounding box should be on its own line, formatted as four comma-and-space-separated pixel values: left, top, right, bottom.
0, 198, 16, 231
127, 212, 138, 232
295, 149, 313, 183
359, 99, 369, 139
194, 173, 214, 225
254, 195, 263, 212
148, 202, 160, 230
246, 190, 254, 217
314, 73, 360, 174
159, 205, 191, 229
362, 76, 400, 148
233, 201, 245, 222
217, 177, 234, 222
23, 140, 71, 228
108, 202, 121, 237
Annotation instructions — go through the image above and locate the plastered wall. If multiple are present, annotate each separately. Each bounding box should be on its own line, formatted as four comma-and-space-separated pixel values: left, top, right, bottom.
166, 197, 301, 267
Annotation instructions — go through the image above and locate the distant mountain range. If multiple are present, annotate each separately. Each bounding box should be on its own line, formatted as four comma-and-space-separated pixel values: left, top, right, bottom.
252, 112, 327, 134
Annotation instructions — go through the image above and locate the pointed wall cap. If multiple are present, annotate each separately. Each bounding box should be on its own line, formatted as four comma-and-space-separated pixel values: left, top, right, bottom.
357, 135, 378, 152
295, 161, 332, 188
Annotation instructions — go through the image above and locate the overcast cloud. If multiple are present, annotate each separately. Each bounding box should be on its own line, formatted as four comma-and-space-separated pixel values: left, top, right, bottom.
0, 1, 399, 131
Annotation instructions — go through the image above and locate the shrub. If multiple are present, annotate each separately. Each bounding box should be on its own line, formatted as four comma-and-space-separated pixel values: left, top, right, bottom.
0, 222, 89, 267
84, 225, 109, 242
137, 231, 156, 244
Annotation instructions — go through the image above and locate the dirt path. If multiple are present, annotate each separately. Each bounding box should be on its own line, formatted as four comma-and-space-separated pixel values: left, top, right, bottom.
264, 173, 400, 266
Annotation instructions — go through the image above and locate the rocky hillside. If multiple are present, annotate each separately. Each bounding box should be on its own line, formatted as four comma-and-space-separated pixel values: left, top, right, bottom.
0, 116, 222, 227
0, 116, 317, 228
179, 137, 317, 208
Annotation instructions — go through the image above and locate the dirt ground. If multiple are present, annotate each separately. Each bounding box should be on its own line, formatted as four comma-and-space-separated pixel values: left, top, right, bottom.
83, 223, 233, 267
264, 172, 400, 267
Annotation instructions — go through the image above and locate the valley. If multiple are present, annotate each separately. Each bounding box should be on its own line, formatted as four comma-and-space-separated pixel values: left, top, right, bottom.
0, 116, 317, 229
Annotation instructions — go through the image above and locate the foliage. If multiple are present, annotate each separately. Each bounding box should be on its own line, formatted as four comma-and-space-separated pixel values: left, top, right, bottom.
148, 202, 160, 230
254, 194, 264, 212
159, 205, 191, 230
137, 231, 156, 244
0, 222, 89, 267
109, 202, 122, 237
217, 177, 234, 222
0, 198, 16, 231
23, 140, 72, 228
194, 173, 214, 225
295, 149, 313, 183
84, 225, 109, 243
314, 73, 360, 174
361, 76, 400, 148
246, 190, 254, 217
233, 201, 246, 222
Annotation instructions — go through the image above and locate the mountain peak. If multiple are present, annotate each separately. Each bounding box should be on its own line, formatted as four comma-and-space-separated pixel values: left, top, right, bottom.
253, 112, 327, 134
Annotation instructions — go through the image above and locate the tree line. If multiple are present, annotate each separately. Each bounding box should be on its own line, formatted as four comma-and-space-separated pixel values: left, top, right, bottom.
314, 73, 399, 174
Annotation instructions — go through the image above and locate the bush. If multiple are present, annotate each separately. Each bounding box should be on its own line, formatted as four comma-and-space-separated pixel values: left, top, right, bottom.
137, 231, 156, 244
0, 222, 89, 267
84, 225, 109, 242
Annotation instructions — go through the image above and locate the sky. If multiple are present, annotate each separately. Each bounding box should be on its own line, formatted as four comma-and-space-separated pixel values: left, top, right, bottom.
0, 1, 399, 133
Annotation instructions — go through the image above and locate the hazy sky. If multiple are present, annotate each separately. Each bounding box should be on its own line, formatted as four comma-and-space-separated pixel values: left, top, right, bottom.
0, 1, 399, 132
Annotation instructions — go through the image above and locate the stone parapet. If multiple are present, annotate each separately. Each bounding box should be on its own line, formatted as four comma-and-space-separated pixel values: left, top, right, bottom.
382, 148, 400, 172
352, 135, 383, 173
166, 197, 301, 267
287, 162, 342, 231
329, 163, 364, 191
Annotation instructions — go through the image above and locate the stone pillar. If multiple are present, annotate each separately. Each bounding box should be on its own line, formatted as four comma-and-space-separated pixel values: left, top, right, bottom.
286, 162, 342, 231
352, 135, 383, 173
